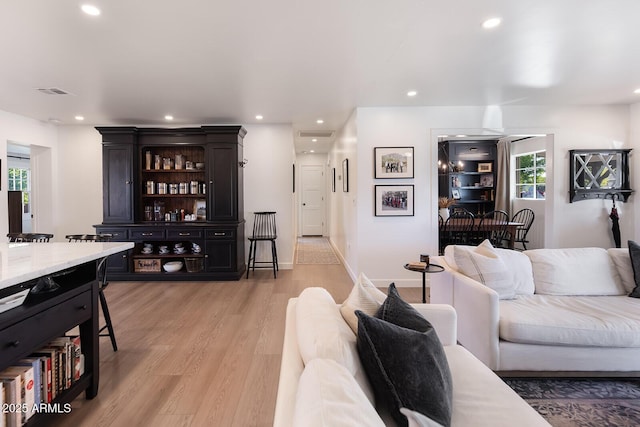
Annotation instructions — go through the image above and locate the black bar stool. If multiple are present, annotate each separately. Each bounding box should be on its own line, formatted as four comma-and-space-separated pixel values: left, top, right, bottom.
7, 233, 54, 242
246, 212, 279, 278
66, 234, 118, 351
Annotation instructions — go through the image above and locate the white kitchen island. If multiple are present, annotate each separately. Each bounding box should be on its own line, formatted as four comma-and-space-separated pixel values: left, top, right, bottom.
0, 241, 133, 425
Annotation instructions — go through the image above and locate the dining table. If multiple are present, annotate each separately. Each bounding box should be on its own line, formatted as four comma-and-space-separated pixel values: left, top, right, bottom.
442, 218, 524, 249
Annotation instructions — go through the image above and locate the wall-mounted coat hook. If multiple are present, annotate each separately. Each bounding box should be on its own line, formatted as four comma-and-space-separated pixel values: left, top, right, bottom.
239, 158, 248, 168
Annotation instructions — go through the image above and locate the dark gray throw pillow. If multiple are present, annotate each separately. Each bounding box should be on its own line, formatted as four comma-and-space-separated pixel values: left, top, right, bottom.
356, 310, 453, 427
628, 240, 640, 298
376, 283, 432, 332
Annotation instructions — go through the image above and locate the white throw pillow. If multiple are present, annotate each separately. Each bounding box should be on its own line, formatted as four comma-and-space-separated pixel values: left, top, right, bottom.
293, 359, 385, 427
525, 248, 625, 296
340, 272, 388, 334
446, 244, 534, 296
296, 287, 374, 403
608, 248, 636, 294
400, 408, 445, 427
453, 240, 516, 299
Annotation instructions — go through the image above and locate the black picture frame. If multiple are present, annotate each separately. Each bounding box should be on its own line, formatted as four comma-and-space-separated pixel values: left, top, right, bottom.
332, 167, 336, 193
374, 147, 414, 179
292, 164, 295, 193
374, 185, 414, 216
342, 159, 349, 192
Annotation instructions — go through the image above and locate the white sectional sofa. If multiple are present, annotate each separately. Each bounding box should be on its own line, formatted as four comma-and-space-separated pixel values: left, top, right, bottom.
430, 242, 640, 373
274, 283, 550, 426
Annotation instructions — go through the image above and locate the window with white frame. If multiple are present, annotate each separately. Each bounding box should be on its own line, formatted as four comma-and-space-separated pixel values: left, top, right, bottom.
8, 168, 31, 213
515, 151, 545, 199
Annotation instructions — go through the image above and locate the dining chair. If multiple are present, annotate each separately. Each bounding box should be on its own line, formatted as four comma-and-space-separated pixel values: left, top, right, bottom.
509, 208, 535, 251
476, 210, 510, 247
440, 209, 475, 254
246, 212, 279, 278
66, 234, 118, 351
7, 233, 54, 242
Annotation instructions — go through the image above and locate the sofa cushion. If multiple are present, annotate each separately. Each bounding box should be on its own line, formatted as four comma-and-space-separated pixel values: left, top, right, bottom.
292, 358, 385, 427
356, 311, 453, 427
444, 245, 534, 296
296, 287, 374, 403
451, 240, 517, 299
376, 283, 434, 332
340, 272, 388, 334
608, 248, 636, 294
499, 295, 640, 347
525, 248, 625, 296
628, 241, 640, 298
400, 408, 444, 427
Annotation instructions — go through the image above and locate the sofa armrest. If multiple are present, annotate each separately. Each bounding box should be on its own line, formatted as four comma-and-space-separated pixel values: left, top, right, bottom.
451, 271, 501, 370
412, 303, 457, 346
273, 298, 304, 427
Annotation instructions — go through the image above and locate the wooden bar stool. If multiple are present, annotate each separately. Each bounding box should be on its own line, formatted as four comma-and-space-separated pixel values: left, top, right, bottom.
246, 212, 279, 278
66, 234, 118, 351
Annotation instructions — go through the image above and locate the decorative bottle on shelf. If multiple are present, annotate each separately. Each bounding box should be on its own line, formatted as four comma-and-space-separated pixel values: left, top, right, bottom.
145, 151, 152, 170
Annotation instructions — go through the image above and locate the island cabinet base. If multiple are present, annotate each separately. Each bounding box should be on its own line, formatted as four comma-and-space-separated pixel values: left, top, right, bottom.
0, 260, 100, 426
95, 222, 246, 281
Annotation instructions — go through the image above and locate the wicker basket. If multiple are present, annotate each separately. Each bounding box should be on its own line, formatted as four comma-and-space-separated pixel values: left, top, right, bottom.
134, 258, 161, 272
185, 257, 204, 273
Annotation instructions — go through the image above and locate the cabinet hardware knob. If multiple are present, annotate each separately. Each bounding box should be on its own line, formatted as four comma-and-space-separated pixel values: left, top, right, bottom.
214, 232, 225, 236
179, 233, 190, 236
80, 305, 88, 310
10, 340, 20, 347
142, 233, 152, 236
126, 180, 132, 184
122, 254, 127, 258
209, 180, 213, 184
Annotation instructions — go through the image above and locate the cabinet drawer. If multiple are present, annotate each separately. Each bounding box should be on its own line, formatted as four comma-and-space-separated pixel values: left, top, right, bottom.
131, 229, 166, 240
206, 229, 235, 239
96, 228, 128, 241
167, 229, 203, 239
0, 291, 92, 364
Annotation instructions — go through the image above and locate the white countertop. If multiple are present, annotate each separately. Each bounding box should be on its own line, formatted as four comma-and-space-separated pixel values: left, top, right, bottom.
0, 242, 134, 290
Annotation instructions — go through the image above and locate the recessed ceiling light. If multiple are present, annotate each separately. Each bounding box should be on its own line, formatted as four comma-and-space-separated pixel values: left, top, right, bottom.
164, 115, 174, 121
75, 115, 84, 121
634, 88, 640, 94
310, 150, 315, 153
407, 90, 418, 97
316, 119, 324, 124
311, 138, 317, 142
255, 115, 263, 120
81, 4, 101, 16
482, 17, 501, 29
455, 134, 467, 138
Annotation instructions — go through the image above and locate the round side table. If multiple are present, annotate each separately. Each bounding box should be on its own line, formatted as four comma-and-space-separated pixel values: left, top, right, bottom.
404, 263, 445, 303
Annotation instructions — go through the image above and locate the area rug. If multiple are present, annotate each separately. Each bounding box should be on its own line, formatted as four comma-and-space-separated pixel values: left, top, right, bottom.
505, 378, 640, 427
296, 237, 340, 265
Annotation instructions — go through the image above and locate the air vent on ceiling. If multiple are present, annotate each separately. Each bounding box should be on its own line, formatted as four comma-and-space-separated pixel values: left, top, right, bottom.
298, 130, 335, 138
36, 87, 71, 95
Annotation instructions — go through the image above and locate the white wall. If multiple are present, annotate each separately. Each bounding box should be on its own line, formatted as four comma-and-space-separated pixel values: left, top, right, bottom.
0, 110, 58, 239
328, 110, 359, 280
339, 105, 634, 287
243, 124, 296, 269
632, 102, 640, 243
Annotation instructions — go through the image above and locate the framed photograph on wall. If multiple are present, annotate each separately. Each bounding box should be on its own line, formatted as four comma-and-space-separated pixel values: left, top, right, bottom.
374, 147, 414, 179
342, 159, 349, 192
374, 185, 414, 216
332, 167, 336, 192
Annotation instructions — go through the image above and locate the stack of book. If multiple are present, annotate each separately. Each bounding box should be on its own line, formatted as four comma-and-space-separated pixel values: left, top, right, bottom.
0, 336, 83, 426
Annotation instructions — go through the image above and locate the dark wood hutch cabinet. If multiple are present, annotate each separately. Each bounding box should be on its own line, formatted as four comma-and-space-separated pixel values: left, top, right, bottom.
95, 126, 246, 280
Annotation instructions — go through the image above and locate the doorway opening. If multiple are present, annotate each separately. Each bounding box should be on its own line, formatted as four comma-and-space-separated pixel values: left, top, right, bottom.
6, 143, 32, 233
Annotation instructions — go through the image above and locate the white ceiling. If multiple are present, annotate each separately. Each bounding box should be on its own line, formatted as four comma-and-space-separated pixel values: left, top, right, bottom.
1, 0, 639, 153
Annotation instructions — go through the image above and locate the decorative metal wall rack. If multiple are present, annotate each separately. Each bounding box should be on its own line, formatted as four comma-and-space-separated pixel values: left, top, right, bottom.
569, 149, 632, 202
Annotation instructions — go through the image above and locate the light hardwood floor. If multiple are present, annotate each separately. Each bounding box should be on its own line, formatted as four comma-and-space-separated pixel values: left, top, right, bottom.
49, 263, 423, 427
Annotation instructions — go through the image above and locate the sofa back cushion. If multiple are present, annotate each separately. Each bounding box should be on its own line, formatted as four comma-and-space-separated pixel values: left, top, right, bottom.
525, 248, 625, 295
608, 248, 636, 294
296, 287, 374, 403
340, 272, 388, 334
444, 244, 534, 296
293, 359, 385, 427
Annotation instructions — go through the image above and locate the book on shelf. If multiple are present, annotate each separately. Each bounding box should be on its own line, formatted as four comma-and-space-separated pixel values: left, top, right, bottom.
0, 374, 20, 427
31, 350, 55, 402
15, 358, 41, 410
0, 365, 35, 424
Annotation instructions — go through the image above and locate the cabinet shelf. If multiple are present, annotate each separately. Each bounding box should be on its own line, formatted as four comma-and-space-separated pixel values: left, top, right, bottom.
142, 194, 205, 198
142, 169, 204, 173
133, 253, 204, 258
457, 186, 493, 190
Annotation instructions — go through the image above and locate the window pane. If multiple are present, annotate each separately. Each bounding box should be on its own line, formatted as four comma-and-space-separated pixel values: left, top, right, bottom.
516, 185, 534, 198
516, 154, 534, 169
536, 185, 546, 199
535, 152, 546, 167
518, 169, 535, 184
